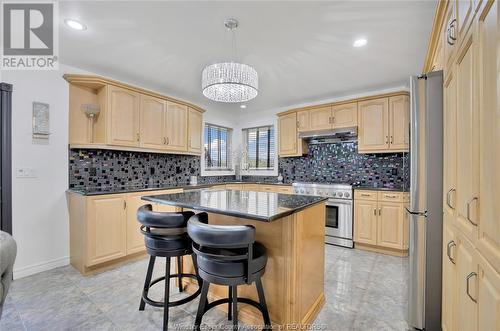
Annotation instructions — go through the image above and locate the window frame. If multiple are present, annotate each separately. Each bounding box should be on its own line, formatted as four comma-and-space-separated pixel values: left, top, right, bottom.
203, 123, 233, 172
242, 125, 276, 171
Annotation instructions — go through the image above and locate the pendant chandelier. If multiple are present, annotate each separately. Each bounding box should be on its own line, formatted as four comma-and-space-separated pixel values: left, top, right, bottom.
202, 18, 258, 103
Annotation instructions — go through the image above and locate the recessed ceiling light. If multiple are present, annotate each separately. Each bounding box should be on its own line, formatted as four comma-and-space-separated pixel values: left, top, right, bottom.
65, 19, 87, 31
353, 38, 367, 48
240, 104, 247, 109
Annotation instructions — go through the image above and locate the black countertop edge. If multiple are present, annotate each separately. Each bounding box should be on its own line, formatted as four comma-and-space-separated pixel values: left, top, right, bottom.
67, 181, 292, 196
353, 186, 409, 192
141, 194, 328, 222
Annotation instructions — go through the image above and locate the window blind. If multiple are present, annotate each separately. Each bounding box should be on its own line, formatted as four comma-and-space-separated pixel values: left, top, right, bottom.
244, 125, 275, 170
204, 124, 232, 170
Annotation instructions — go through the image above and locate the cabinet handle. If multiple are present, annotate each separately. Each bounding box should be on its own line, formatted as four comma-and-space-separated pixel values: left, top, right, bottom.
332, 116, 335, 124
447, 19, 457, 46
466, 197, 478, 226
374, 208, 377, 215
386, 135, 389, 144
378, 208, 381, 216
466, 272, 477, 303
163, 137, 167, 144
166, 137, 170, 145
136, 133, 140, 142
446, 240, 456, 264
361, 193, 371, 197
446, 188, 456, 209
123, 200, 127, 209
390, 136, 393, 144
385, 194, 397, 198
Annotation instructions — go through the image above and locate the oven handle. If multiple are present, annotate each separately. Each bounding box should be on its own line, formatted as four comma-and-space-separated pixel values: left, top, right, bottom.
326, 198, 353, 206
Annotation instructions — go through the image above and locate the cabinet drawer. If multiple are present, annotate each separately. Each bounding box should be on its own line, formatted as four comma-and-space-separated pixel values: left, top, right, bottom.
378, 192, 404, 202
354, 190, 378, 201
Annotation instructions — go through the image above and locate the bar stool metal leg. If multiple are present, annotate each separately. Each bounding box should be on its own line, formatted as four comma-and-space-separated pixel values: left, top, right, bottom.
231, 285, 238, 330
194, 281, 210, 331
228, 287, 233, 320
177, 257, 183, 293
164, 257, 171, 331
139, 256, 156, 311
255, 277, 271, 330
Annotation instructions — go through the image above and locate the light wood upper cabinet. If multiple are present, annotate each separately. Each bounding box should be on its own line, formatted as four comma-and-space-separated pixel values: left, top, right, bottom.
297, 110, 311, 132
388, 96, 409, 151
309, 106, 332, 131
165, 102, 188, 152
187, 107, 202, 153
140, 95, 166, 150
444, 1, 458, 72
278, 112, 307, 157
332, 102, 357, 129
455, 28, 479, 243
354, 199, 378, 246
358, 98, 390, 152
108, 86, 140, 147
377, 201, 405, 250
477, 0, 500, 274
86, 194, 127, 266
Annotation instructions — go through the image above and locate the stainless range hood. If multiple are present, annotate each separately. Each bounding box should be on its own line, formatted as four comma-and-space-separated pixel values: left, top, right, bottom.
298, 126, 357, 144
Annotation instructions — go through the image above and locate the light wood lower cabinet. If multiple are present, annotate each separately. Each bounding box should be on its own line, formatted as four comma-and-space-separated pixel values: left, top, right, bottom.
68, 189, 182, 274
442, 216, 457, 331
354, 190, 409, 256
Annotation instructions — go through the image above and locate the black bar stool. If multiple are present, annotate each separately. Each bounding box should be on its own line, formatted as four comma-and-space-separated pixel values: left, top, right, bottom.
137, 204, 205, 331
187, 213, 271, 331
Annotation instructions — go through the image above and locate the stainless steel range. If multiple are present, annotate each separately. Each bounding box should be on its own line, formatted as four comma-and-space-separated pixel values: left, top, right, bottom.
292, 182, 353, 248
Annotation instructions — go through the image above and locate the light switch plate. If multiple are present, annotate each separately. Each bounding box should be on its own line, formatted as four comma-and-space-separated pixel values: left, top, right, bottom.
16, 168, 37, 178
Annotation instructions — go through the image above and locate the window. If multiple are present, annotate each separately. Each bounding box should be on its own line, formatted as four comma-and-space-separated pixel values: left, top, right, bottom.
204, 124, 232, 170
243, 125, 275, 170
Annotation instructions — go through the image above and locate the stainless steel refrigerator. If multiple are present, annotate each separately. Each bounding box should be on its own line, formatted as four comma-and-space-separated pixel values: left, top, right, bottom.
407, 71, 443, 331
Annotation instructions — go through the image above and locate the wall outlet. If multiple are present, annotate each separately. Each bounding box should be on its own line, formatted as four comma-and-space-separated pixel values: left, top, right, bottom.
16, 168, 37, 178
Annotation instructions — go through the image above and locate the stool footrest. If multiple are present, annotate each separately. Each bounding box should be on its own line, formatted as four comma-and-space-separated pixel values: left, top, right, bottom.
204, 297, 271, 331
142, 273, 201, 308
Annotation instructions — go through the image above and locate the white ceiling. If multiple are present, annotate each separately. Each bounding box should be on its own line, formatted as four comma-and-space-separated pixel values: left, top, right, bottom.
59, 1, 436, 113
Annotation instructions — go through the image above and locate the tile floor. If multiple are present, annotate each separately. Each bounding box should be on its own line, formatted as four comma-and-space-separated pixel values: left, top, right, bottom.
1, 245, 409, 330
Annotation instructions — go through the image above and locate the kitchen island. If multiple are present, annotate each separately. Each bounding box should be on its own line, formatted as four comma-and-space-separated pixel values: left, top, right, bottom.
142, 188, 327, 328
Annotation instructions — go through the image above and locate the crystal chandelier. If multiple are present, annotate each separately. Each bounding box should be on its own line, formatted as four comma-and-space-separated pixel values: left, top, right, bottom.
202, 19, 258, 103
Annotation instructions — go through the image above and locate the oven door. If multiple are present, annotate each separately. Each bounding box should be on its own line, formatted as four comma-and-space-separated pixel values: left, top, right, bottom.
325, 198, 353, 243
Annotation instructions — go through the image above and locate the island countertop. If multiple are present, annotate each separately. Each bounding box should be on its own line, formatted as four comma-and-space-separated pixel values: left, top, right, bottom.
142, 188, 327, 222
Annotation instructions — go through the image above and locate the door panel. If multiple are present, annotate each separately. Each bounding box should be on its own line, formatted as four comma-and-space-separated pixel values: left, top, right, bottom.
377, 201, 404, 249
389, 95, 409, 151
125, 194, 147, 255
297, 110, 310, 132
278, 113, 298, 156
165, 102, 188, 151
354, 200, 378, 245
358, 98, 389, 152
309, 106, 332, 130
332, 102, 357, 129
187, 108, 203, 153
140, 95, 166, 149
108, 86, 140, 147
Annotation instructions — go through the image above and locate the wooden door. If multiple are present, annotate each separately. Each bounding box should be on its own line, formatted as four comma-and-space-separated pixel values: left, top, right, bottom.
455, 30, 479, 243
358, 98, 389, 152
278, 113, 298, 156
140, 95, 166, 150
442, 217, 457, 331
297, 110, 310, 132
477, 254, 500, 331
354, 199, 378, 245
377, 201, 404, 249
477, 0, 500, 273
108, 86, 140, 147
443, 70, 457, 218
455, 234, 478, 331
309, 106, 332, 131
86, 195, 127, 266
388, 95, 409, 151
332, 102, 357, 129
187, 107, 203, 154
125, 194, 147, 255
165, 102, 188, 151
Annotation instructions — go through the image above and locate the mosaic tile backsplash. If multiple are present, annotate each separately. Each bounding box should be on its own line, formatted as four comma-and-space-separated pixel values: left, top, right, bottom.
276, 142, 409, 190
69, 149, 234, 189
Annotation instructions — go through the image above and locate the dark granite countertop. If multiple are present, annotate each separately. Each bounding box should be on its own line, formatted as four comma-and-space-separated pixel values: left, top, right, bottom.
353, 186, 409, 192
67, 181, 292, 196
142, 189, 327, 222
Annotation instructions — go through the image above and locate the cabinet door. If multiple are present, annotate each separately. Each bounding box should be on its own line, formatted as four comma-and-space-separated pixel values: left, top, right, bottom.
388, 95, 409, 151
87, 195, 127, 266
187, 107, 203, 154
165, 102, 188, 151
443, 70, 458, 218
278, 113, 298, 156
108, 86, 140, 147
354, 200, 378, 245
332, 102, 357, 129
358, 98, 389, 152
457, 0, 474, 37
442, 216, 458, 331
455, 234, 478, 331
140, 95, 166, 150
377, 201, 404, 250
309, 106, 333, 130
297, 110, 310, 132
455, 30, 479, 243
477, 0, 500, 273
125, 194, 147, 255
477, 254, 500, 331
